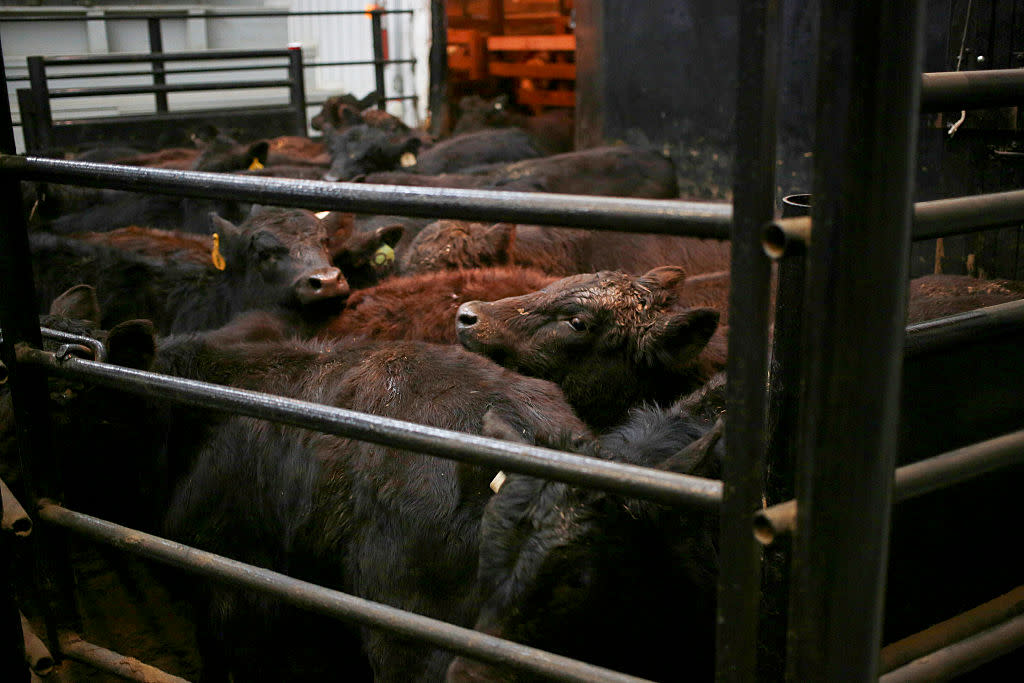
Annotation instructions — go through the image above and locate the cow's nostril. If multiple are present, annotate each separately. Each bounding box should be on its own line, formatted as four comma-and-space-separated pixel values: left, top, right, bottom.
457, 312, 478, 326
308, 277, 323, 291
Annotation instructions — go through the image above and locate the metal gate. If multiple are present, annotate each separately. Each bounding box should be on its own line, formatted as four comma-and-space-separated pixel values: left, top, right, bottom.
3, 1, 1024, 681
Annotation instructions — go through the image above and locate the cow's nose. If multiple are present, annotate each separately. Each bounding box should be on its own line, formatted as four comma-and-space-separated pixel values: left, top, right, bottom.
456, 302, 479, 327
295, 267, 349, 303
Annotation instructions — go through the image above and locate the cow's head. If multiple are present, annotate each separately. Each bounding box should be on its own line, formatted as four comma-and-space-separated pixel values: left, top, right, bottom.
399, 220, 515, 274
211, 207, 349, 311
321, 122, 423, 181
455, 267, 721, 429
190, 128, 270, 173
447, 409, 722, 682
323, 214, 405, 289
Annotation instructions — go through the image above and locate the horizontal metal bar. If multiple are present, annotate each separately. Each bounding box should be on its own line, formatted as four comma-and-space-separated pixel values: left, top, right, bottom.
58, 631, 191, 683
879, 613, 1024, 682
0, 10, 413, 23
38, 327, 107, 362
762, 188, 1024, 258
0, 156, 734, 238
44, 64, 287, 81
39, 503, 650, 683
754, 427, 1024, 544
18, 349, 722, 508
904, 299, 1024, 358
879, 586, 1024, 674
37, 49, 294, 66
305, 59, 417, 68
49, 79, 292, 98
921, 69, 1024, 112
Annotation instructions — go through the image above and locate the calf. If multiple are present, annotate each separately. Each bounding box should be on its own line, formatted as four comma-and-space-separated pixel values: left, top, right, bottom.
449, 405, 723, 682
31, 207, 348, 333
313, 266, 557, 343
310, 91, 381, 132
399, 219, 732, 277
137, 325, 589, 681
406, 128, 546, 175
456, 266, 724, 429
452, 94, 574, 154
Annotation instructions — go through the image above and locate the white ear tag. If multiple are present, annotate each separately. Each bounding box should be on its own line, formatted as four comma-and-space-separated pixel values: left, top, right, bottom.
315, 211, 332, 220
490, 471, 507, 494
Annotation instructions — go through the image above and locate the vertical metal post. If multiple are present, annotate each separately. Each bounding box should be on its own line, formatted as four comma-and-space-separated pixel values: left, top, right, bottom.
1, 33, 80, 660
370, 10, 388, 110
786, 2, 926, 681
26, 57, 53, 152
717, 1, 780, 681
428, 0, 449, 137
287, 46, 307, 137
147, 18, 168, 113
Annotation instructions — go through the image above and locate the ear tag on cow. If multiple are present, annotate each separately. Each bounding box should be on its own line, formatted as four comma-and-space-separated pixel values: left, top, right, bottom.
490, 471, 507, 494
248, 157, 265, 171
373, 244, 395, 266
315, 210, 332, 220
400, 152, 417, 168
211, 233, 227, 271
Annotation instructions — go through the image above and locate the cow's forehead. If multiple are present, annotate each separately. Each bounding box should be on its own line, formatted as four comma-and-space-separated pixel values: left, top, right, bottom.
244, 210, 324, 239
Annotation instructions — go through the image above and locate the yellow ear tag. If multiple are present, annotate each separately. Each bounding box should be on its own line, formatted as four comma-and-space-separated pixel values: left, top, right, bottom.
248, 157, 264, 171
400, 152, 417, 168
211, 233, 227, 271
373, 243, 395, 266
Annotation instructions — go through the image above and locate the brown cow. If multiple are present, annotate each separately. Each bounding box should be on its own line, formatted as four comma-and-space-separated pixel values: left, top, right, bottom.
399, 219, 732, 277
456, 266, 723, 429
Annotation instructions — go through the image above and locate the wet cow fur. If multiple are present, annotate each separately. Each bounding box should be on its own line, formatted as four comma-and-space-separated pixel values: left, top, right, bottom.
31, 208, 348, 333
399, 220, 732, 277
456, 266, 724, 429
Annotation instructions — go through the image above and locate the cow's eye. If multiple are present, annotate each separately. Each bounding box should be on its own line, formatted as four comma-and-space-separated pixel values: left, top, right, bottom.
567, 317, 587, 332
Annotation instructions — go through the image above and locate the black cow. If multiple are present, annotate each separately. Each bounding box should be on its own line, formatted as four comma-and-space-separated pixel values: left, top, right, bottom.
406, 128, 546, 175
31, 207, 348, 333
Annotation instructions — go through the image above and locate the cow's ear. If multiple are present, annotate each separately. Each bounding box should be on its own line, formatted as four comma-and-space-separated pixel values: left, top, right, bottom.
482, 408, 531, 444
374, 223, 405, 248
484, 223, 516, 256
638, 265, 688, 292
339, 104, 364, 127
106, 320, 156, 370
660, 417, 724, 479
49, 284, 101, 326
247, 140, 269, 166
640, 307, 719, 369
209, 213, 242, 238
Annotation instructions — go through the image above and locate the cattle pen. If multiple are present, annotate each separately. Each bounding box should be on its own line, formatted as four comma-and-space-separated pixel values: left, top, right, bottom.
2, 2, 1024, 683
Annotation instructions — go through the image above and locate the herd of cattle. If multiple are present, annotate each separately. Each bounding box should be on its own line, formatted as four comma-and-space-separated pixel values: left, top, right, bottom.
3, 93, 1024, 681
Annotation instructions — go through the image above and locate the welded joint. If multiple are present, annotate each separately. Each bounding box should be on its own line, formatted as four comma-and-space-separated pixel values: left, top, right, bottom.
762, 216, 811, 259
753, 498, 796, 545
1, 476, 33, 537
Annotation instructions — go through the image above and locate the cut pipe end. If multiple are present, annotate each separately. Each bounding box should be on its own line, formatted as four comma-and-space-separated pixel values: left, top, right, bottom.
753, 499, 798, 546
762, 222, 789, 260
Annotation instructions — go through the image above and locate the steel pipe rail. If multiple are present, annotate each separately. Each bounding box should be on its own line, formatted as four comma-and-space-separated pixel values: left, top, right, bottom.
879, 613, 1024, 682
763, 188, 1024, 258
0, 155, 734, 238
40, 503, 652, 683
754, 427, 1024, 544
33, 49, 296, 66
48, 79, 294, 98
920, 69, 1024, 112
879, 586, 1024, 674
904, 299, 1024, 357
57, 631, 193, 683
0, 10, 413, 22
17, 348, 723, 509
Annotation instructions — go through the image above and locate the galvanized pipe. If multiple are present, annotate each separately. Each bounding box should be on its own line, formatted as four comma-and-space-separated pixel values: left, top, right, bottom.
58, 632, 190, 683
763, 188, 1024, 258
17, 348, 723, 509
36, 49, 296, 66
754, 427, 1024, 543
879, 586, 1024, 674
0, 478, 32, 538
878, 613, 1024, 682
0, 155, 734, 238
920, 69, 1024, 112
904, 299, 1024, 358
0, 10, 413, 22
41, 504, 652, 683
48, 80, 294, 98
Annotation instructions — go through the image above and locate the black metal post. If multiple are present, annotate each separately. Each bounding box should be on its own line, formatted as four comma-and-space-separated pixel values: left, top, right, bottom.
428, 0, 448, 136
717, 1, 779, 681
786, 1, 926, 680
370, 9, 387, 109
147, 18, 168, 113
25, 57, 53, 152
286, 46, 307, 137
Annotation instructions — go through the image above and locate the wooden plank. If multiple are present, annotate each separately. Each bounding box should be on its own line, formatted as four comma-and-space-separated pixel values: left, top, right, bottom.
516, 87, 575, 107
447, 29, 480, 44
488, 61, 576, 79
487, 34, 576, 52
